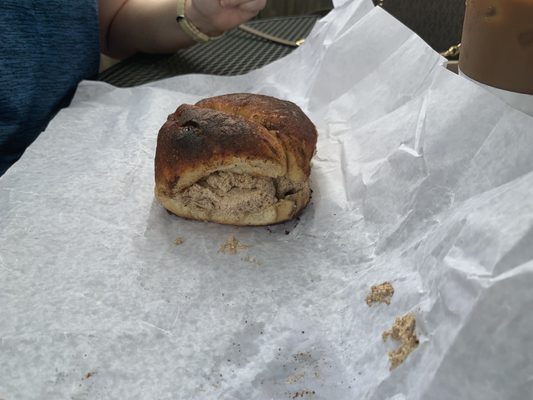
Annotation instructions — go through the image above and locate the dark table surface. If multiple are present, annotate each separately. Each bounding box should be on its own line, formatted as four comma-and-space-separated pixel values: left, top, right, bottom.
98, 15, 320, 88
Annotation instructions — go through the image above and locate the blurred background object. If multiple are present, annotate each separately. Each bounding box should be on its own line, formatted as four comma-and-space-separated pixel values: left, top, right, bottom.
374, 0, 464, 53
258, 0, 333, 18
100, 0, 335, 72
100, 0, 466, 72
260, 0, 465, 54
459, 0, 533, 94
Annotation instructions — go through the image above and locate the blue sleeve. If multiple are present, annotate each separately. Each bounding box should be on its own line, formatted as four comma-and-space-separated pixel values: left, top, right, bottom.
0, 0, 100, 176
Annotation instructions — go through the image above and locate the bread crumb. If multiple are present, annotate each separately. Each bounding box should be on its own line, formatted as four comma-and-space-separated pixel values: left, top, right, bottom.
290, 390, 316, 398
83, 371, 97, 380
286, 371, 305, 384
174, 237, 184, 245
366, 282, 394, 306
382, 313, 419, 370
241, 255, 261, 265
219, 235, 248, 254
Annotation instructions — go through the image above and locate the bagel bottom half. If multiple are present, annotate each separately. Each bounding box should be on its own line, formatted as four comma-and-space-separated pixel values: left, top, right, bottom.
157, 171, 311, 226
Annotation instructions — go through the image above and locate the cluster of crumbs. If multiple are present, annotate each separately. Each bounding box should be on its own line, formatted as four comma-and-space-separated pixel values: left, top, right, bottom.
366, 281, 394, 306
382, 313, 419, 370
219, 235, 249, 254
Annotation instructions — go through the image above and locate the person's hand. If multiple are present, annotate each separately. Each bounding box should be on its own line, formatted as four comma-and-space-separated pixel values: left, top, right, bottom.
186, 0, 267, 37
100, 0, 267, 58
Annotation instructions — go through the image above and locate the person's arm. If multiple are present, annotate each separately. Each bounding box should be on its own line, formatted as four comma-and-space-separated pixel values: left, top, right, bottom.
99, 0, 266, 59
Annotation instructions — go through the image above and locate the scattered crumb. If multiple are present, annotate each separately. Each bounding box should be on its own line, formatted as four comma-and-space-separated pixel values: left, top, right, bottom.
219, 235, 249, 254
286, 371, 305, 384
174, 237, 184, 245
290, 390, 316, 398
241, 255, 261, 265
382, 313, 419, 370
366, 282, 394, 306
289, 352, 321, 379
293, 352, 313, 362
83, 371, 97, 380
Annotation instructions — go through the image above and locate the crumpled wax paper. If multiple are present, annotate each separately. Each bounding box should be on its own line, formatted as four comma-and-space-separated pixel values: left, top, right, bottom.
1, 1, 533, 399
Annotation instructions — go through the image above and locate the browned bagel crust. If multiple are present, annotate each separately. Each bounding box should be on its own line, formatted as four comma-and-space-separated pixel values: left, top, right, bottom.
196, 93, 317, 182
155, 104, 286, 194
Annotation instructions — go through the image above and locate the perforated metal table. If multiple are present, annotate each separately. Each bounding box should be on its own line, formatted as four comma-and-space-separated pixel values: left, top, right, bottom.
98, 15, 320, 87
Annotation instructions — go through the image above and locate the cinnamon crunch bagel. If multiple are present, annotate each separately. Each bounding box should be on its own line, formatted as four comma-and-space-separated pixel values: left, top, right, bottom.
154, 93, 317, 226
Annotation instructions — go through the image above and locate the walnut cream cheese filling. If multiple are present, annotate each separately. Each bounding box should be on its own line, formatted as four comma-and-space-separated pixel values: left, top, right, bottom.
178, 171, 309, 217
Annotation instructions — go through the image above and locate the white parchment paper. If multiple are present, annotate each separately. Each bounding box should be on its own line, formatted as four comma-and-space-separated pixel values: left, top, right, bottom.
1, 1, 533, 399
